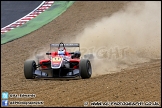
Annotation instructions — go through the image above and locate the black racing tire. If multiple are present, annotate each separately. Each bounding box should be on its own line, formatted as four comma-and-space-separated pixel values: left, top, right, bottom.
24, 60, 36, 79
79, 59, 92, 79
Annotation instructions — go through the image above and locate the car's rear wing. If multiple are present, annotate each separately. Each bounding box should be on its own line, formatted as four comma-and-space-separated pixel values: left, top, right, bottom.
50, 43, 80, 47
50, 43, 80, 51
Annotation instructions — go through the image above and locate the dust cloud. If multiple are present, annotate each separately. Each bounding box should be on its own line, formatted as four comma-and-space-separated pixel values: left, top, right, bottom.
27, 1, 161, 77
73, 1, 161, 76
27, 45, 52, 64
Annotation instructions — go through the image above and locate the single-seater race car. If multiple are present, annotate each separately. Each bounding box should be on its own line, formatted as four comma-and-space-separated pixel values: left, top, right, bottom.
24, 42, 92, 79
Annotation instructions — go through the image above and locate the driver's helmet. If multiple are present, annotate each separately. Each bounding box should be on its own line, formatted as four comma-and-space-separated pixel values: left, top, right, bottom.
58, 48, 65, 55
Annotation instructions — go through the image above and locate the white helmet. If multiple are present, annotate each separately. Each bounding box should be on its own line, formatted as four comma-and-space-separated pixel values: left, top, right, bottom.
58, 48, 65, 55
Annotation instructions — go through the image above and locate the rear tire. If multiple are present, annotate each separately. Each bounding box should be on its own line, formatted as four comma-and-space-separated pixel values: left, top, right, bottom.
79, 59, 92, 79
24, 60, 36, 79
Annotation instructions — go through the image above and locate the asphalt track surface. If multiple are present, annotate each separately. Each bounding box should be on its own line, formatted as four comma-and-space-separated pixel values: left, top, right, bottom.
1, 1, 42, 28
1, 1, 161, 107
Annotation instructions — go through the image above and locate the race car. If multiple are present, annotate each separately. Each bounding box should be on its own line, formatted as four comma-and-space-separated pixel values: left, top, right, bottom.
24, 42, 92, 79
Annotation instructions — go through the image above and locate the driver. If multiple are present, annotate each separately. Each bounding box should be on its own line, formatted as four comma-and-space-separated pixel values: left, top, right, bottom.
58, 48, 65, 55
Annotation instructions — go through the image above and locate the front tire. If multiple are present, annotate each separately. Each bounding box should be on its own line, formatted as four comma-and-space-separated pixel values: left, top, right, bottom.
24, 60, 36, 79
79, 59, 92, 79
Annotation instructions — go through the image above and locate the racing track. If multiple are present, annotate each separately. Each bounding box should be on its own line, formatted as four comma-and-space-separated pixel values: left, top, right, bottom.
1, 1, 42, 28
1, 1, 161, 107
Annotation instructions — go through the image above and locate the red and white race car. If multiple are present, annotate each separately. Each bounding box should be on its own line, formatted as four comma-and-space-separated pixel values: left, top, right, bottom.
24, 42, 92, 79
